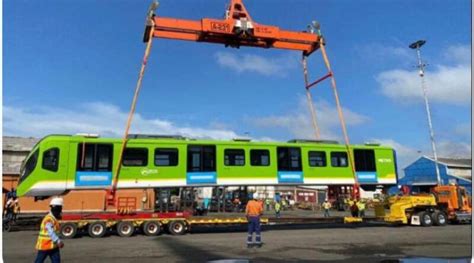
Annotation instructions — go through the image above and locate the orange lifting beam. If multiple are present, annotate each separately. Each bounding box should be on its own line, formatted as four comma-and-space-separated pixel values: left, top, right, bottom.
143, 0, 321, 55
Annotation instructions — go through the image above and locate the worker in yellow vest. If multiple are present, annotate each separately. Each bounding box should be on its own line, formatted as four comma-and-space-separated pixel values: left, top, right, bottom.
35, 197, 64, 263
357, 199, 366, 218
322, 199, 331, 217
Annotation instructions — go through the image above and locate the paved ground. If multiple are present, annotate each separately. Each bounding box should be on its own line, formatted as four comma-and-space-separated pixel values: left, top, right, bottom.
3, 222, 471, 262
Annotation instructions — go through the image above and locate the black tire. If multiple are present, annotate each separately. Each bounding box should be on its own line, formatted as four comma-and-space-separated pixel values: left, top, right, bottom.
432, 211, 447, 226
60, 222, 78, 239
168, 220, 186, 235
88, 221, 106, 238
419, 211, 433, 227
117, 221, 135, 237
3, 221, 12, 232
143, 221, 161, 236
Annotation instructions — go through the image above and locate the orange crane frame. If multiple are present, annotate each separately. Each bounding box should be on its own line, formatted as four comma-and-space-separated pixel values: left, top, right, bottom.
107, 0, 360, 208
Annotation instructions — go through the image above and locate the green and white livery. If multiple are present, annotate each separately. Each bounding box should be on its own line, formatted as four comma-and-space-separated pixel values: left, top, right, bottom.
17, 134, 398, 198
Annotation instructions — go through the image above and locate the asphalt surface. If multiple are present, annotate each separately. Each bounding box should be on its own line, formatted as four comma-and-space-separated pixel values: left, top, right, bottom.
3, 222, 472, 262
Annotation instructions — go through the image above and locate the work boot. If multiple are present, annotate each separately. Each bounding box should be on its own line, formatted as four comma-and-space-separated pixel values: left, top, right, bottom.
247, 243, 253, 249
256, 243, 263, 248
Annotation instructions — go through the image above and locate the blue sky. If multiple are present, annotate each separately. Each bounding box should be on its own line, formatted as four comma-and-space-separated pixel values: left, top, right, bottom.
3, 0, 471, 171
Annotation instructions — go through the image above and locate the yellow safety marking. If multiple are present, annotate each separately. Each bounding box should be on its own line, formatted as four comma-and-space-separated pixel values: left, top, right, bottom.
344, 217, 363, 223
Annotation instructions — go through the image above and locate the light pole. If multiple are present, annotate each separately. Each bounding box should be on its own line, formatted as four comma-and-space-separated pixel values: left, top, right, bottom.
409, 40, 442, 185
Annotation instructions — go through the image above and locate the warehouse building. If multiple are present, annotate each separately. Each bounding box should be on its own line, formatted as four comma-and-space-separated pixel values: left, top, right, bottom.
399, 156, 472, 194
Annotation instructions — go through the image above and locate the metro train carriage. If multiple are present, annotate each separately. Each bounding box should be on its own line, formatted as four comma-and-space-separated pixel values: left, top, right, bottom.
17, 134, 398, 198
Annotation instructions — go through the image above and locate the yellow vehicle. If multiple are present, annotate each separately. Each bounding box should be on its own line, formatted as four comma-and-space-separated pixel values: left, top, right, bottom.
384, 185, 471, 226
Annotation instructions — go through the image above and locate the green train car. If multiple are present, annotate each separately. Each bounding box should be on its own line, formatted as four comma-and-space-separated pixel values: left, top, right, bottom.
17, 134, 398, 198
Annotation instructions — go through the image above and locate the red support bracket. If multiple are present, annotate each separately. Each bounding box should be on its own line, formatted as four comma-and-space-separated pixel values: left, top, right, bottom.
306, 71, 333, 90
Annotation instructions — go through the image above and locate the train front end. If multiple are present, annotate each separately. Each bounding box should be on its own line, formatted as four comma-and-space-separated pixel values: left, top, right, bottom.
17, 135, 69, 199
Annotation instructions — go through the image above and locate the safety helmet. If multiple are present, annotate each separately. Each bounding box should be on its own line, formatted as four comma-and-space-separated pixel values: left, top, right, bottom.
50, 197, 64, 207
253, 192, 259, 199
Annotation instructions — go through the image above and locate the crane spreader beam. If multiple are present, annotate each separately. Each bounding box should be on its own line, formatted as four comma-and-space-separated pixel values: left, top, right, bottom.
143, 0, 321, 55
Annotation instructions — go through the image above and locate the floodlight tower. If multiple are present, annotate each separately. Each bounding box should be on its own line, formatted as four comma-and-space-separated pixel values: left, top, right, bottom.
409, 40, 441, 185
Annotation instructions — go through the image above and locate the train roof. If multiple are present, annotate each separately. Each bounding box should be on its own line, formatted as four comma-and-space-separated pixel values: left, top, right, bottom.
35, 134, 393, 150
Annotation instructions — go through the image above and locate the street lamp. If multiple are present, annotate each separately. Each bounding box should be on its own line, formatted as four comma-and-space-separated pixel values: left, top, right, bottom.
409, 40, 442, 185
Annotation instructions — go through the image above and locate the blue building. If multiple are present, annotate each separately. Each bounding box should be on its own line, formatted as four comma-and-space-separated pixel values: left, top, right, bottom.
398, 156, 472, 194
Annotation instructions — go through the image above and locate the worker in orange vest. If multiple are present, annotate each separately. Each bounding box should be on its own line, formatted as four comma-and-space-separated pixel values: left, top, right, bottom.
34, 197, 65, 263
246, 192, 263, 248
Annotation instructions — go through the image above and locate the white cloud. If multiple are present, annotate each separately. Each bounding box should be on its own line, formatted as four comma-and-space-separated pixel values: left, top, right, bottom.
3, 103, 242, 140
249, 96, 369, 140
436, 140, 471, 158
376, 44, 471, 105
443, 44, 471, 65
214, 51, 297, 76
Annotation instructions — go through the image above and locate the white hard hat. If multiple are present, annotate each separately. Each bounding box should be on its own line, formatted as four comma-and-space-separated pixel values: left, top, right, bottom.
50, 197, 64, 206
253, 192, 259, 199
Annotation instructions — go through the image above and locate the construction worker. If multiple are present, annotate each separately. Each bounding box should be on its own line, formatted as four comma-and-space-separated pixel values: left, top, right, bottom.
245, 192, 263, 248
349, 198, 359, 217
357, 199, 366, 218
265, 198, 271, 211
322, 199, 331, 218
274, 201, 281, 218
4, 196, 14, 221
12, 197, 20, 221
35, 197, 64, 263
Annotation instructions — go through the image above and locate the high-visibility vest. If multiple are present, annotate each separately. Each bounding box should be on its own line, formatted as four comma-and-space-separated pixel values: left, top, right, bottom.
35, 214, 60, 251
357, 202, 365, 211
246, 200, 263, 217
275, 202, 281, 212
323, 202, 331, 209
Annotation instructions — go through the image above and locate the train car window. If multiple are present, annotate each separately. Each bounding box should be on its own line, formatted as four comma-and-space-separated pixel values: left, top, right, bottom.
77, 144, 94, 171
224, 149, 245, 166
354, 149, 376, 172
250, 150, 270, 166
187, 145, 216, 172
20, 149, 39, 183
155, 148, 178, 166
277, 147, 302, 171
308, 151, 326, 167
123, 148, 148, 167
77, 143, 113, 172
42, 148, 60, 172
97, 144, 113, 171
331, 152, 348, 167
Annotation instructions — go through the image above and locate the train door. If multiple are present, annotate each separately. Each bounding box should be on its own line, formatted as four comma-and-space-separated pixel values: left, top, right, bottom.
353, 149, 377, 183
74, 143, 113, 188
187, 145, 217, 185
277, 147, 303, 183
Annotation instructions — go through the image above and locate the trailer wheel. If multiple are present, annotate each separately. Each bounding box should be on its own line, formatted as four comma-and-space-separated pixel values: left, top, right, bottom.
117, 221, 135, 237
432, 211, 447, 226
143, 221, 161, 236
60, 223, 78, 239
3, 220, 12, 232
168, 220, 186, 235
88, 221, 106, 238
419, 211, 433, 226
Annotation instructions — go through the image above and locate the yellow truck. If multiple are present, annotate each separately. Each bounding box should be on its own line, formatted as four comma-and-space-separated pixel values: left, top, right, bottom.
383, 185, 471, 226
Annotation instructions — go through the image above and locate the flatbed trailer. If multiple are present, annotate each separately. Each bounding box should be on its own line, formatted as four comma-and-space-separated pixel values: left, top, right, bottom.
57, 211, 274, 239
4, 212, 381, 238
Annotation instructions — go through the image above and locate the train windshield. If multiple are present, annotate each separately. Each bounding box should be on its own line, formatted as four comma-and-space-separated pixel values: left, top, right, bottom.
19, 149, 39, 184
